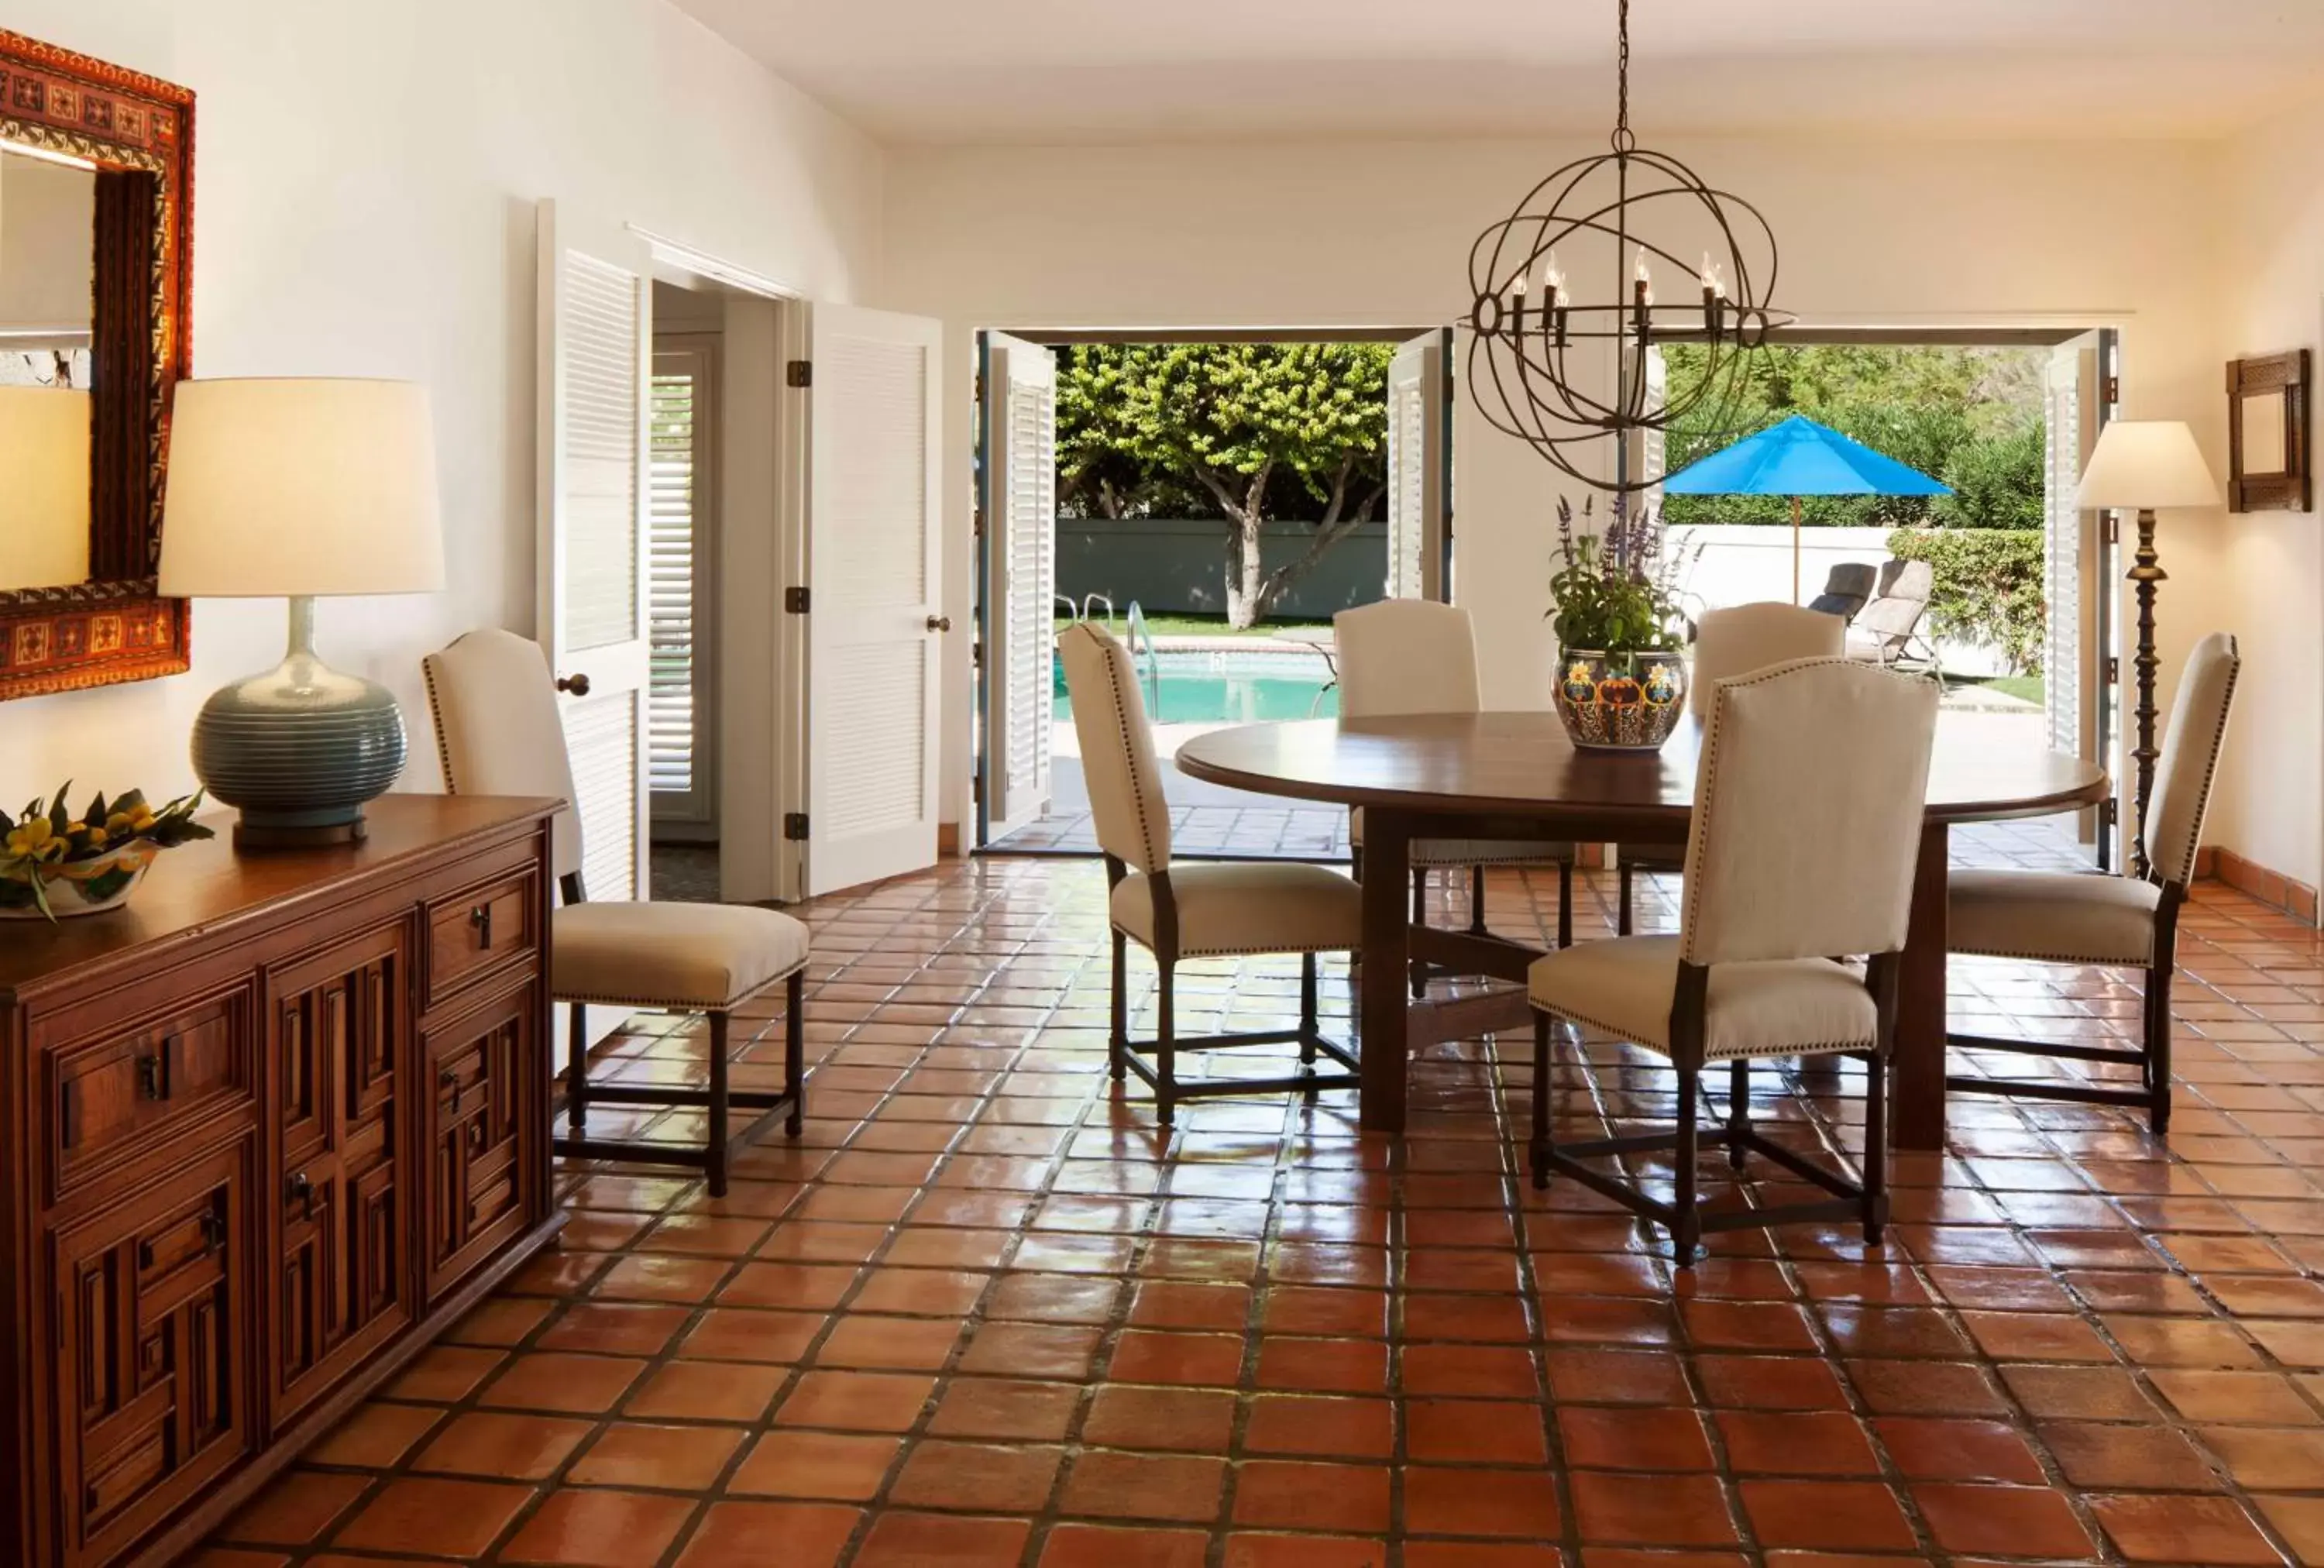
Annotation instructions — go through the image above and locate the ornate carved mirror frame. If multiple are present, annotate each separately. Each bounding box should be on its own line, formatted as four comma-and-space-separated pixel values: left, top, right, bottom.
0, 29, 193, 700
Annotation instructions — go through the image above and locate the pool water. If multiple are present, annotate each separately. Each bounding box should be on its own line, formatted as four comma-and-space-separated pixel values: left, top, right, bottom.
1054, 649, 1339, 725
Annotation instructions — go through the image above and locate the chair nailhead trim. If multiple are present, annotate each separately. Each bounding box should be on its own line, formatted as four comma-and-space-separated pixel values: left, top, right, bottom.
1532, 999, 1872, 1061
556, 958, 810, 1013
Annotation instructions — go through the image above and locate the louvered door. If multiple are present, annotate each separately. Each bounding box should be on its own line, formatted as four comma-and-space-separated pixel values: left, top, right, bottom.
266, 924, 411, 1425
2045, 332, 2105, 861
649, 338, 718, 830
1385, 330, 1449, 600
982, 333, 1057, 841
803, 304, 944, 895
537, 199, 651, 903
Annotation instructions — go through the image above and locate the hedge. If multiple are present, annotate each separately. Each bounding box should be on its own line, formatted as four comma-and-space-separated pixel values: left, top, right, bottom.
1884, 527, 2044, 674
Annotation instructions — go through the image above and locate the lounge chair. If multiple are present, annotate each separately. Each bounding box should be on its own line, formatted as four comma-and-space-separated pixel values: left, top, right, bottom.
1845, 559, 1939, 672
1806, 562, 1876, 622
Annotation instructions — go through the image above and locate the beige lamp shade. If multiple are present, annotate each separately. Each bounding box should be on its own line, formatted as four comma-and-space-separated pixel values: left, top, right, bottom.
0, 385, 91, 587
160, 377, 446, 597
2075, 420, 2223, 512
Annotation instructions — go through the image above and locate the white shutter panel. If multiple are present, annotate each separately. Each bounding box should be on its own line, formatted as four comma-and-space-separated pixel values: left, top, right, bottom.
984, 334, 1058, 841
1385, 331, 1448, 600
649, 342, 717, 824
2045, 335, 2103, 858
804, 304, 944, 895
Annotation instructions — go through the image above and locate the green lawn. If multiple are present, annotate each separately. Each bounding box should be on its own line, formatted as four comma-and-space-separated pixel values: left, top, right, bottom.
1950, 673, 2044, 704
1055, 612, 1331, 640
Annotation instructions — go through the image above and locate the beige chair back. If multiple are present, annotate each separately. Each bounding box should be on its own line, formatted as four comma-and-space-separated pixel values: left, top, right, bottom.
1680, 658, 1938, 966
1057, 622, 1171, 873
1334, 600, 1482, 717
1688, 602, 1845, 716
423, 628, 583, 882
2145, 632, 2240, 889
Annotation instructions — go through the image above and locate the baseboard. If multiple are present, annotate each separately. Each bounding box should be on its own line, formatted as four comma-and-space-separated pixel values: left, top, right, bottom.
2201, 844, 2319, 924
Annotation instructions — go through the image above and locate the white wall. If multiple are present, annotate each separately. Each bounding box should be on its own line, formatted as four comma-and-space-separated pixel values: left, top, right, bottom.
2211, 101, 2324, 891
884, 135, 2226, 836
0, 0, 881, 808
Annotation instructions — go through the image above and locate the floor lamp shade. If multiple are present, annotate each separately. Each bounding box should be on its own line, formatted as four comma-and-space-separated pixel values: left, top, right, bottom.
159, 377, 447, 847
0, 387, 92, 588
2074, 421, 2223, 511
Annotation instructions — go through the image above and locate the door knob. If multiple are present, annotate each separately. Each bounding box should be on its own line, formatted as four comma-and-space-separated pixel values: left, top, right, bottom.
556, 672, 592, 696
926, 615, 952, 633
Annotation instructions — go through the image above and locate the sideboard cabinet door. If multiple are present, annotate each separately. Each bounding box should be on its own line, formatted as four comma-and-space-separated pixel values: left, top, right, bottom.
421, 979, 540, 1303
267, 923, 414, 1426
50, 1140, 254, 1568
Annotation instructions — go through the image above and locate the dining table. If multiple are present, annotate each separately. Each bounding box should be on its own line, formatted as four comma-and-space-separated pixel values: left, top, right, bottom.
1174, 710, 2109, 1147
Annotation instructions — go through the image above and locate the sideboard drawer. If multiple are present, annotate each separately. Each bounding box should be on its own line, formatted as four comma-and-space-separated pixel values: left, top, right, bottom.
424, 868, 538, 1007
50, 989, 256, 1205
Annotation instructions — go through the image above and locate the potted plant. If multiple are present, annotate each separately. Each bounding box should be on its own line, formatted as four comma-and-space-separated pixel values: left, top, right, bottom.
1548, 498, 1697, 751
1, 783, 215, 920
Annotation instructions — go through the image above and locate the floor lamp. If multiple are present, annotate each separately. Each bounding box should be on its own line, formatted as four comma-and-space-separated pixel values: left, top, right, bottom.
2072, 421, 2222, 878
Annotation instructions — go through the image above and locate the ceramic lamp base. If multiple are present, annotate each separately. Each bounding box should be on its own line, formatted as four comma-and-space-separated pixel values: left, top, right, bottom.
191, 597, 407, 852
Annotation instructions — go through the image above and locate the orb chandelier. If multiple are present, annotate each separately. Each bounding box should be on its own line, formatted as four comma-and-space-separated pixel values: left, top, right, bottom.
1466, 0, 1789, 497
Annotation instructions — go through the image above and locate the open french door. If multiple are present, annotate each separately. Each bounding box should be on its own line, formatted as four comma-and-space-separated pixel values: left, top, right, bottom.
801, 304, 944, 896
2044, 331, 2109, 865
981, 332, 1058, 841
536, 199, 651, 906
1385, 329, 1451, 600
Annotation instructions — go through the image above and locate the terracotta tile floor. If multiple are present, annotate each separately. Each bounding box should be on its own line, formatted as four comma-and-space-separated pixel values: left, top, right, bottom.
195, 848, 2324, 1568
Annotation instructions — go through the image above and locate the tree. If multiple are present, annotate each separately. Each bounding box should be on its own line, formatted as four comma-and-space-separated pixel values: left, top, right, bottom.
1056, 342, 1394, 628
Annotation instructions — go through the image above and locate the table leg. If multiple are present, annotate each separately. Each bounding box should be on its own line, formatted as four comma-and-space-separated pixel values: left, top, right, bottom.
1358, 806, 1413, 1133
1893, 818, 1950, 1150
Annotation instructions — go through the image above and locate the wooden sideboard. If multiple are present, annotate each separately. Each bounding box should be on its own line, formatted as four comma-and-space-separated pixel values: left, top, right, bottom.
0, 795, 564, 1568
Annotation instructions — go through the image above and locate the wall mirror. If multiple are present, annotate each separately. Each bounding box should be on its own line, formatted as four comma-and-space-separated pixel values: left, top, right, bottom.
2226, 349, 2312, 514
0, 29, 192, 700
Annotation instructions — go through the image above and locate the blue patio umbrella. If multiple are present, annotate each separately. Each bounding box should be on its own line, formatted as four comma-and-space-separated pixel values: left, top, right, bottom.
1661, 414, 1951, 603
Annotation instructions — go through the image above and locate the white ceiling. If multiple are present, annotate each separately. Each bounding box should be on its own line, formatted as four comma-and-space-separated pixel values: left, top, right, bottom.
672, 0, 2324, 146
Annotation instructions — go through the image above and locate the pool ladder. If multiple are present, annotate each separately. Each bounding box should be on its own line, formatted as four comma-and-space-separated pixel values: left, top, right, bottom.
1124, 600, 1161, 715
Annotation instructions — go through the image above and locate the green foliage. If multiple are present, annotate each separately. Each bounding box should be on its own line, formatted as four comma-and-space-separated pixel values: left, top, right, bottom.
1886, 527, 2046, 674
1546, 499, 1694, 653
1054, 342, 1397, 625
1662, 344, 2046, 530
0, 782, 212, 920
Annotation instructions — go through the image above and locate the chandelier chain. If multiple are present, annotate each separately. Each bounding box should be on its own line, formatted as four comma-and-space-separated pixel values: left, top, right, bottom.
1613, 0, 1633, 152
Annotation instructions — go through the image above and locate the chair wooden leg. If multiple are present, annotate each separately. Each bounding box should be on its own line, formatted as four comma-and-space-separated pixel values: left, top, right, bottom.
2146, 961, 2174, 1136
1469, 865, 1489, 937
1726, 1058, 1750, 1169
1862, 1047, 1889, 1246
566, 1001, 589, 1133
1298, 952, 1319, 1075
706, 1009, 731, 1199
1156, 958, 1177, 1126
1556, 860, 1573, 950
784, 969, 805, 1136
1109, 931, 1129, 1084
1671, 1067, 1700, 1265
1618, 861, 1635, 937
1529, 1013, 1552, 1189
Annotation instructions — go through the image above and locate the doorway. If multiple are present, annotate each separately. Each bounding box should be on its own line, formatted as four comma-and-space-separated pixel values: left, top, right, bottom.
971, 328, 1452, 862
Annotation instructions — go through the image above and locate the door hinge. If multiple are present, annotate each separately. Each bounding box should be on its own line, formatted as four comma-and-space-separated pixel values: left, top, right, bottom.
2100, 796, 2119, 830
783, 813, 810, 841
974, 373, 985, 404
786, 359, 813, 388
972, 508, 985, 539
2105, 655, 2120, 685
971, 773, 984, 804
2103, 375, 2120, 405
784, 586, 810, 614
971, 639, 983, 667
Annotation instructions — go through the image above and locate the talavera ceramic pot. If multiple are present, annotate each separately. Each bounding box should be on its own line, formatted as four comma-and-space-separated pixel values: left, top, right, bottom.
1554, 648, 1688, 751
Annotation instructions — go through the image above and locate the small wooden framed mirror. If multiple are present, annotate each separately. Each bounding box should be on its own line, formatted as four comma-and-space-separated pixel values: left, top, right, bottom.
0, 29, 194, 700
2226, 349, 2312, 514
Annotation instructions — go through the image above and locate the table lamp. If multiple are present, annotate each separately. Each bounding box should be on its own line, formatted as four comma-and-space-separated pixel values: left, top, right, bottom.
160, 378, 445, 848
0, 386, 91, 587
2072, 419, 2221, 878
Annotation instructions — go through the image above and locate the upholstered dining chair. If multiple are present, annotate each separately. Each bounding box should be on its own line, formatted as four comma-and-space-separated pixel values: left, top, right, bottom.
1529, 657, 1939, 1264
1945, 632, 2240, 1134
1616, 601, 1846, 935
1336, 600, 1577, 981
1058, 621, 1361, 1124
424, 629, 807, 1196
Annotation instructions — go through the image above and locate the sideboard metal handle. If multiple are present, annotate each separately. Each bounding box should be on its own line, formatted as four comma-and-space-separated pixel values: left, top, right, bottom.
135, 1052, 163, 1101
440, 1067, 463, 1112
470, 903, 493, 949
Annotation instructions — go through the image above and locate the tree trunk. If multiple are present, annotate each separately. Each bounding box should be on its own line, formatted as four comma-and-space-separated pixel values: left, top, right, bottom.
1248, 458, 1383, 624
1194, 463, 1274, 630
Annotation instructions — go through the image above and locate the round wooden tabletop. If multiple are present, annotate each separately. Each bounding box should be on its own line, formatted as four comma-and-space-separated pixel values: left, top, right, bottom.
1174, 712, 2109, 826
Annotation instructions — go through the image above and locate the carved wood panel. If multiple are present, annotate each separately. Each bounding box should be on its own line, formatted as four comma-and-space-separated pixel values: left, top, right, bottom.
50, 1140, 253, 1568
266, 924, 412, 1425
421, 980, 537, 1303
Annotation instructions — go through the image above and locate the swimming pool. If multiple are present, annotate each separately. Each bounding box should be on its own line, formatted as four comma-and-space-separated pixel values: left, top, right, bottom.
1054, 648, 1339, 724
